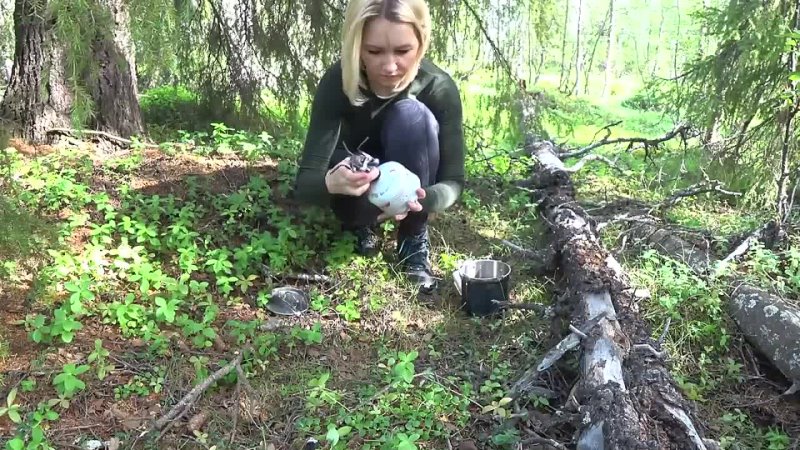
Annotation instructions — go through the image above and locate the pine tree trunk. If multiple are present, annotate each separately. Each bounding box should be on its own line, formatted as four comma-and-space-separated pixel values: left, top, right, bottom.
0, 0, 143, 144
0, 0, 72, 142
90, 0, 144, 138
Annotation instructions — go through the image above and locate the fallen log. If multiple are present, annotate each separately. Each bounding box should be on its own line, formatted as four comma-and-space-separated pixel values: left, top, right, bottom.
518, 132, 715, 448
730, 284, 800, 395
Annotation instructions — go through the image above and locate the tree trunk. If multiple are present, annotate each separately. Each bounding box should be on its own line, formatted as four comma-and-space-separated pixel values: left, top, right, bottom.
582, 10, 608, 95
601, 0, 616, 98
558, 4, 571, 93
730, 284, 800, 393
90, 0, 144, 138
513, 91, 714, 448
649, 11, 664, 79
0, 0, 71, 142
0, 0, 143, 144
571, 0, 584, 96
671, 0, 682, 79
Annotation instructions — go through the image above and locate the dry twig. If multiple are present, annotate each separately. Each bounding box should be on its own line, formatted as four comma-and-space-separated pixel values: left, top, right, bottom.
142, 351, 245, 439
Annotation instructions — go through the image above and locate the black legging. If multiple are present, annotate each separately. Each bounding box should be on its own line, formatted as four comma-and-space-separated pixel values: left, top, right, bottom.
331, 98, 440, 237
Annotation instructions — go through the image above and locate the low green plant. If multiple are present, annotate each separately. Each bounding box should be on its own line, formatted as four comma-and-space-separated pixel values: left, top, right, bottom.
52, 364, 90, 398
0, 388, 22, 424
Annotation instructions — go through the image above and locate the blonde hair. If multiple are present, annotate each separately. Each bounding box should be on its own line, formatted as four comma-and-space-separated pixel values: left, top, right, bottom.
341, 0, 431, 106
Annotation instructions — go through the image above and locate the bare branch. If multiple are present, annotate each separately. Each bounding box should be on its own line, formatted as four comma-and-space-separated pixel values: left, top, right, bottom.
144, 351, 245, 437
260, 264, 332, 283
656, 180, 741, 210
716, 221, 777, 272
559, 123, 691, 159
633, 343, 666, 359
657, 317, 672, 346
46, 128, 157, 148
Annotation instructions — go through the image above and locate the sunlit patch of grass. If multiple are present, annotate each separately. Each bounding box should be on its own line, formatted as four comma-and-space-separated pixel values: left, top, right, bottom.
627, 251, 734, 397
666, 200, 762, 236
0, 195, 58, 265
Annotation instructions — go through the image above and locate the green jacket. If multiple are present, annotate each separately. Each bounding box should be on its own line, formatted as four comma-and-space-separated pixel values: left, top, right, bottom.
293, 58, 465, 213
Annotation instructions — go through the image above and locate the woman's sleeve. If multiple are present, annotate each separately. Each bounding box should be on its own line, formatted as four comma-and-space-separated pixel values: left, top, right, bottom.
422, 74, 466, 213
293, 64, 345, 207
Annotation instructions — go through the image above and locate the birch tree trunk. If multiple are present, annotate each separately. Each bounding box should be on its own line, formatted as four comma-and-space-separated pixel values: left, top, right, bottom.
649, 9, 664, 79
583, 10, 608, 95
559, 3, 571, 93
601, 0, 616, 98
513, 94, 715, 449
571, 0, 585, 95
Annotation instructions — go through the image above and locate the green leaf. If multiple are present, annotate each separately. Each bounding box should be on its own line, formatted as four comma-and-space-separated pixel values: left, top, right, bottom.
7, 437, 24, 450
325, 424, 340, 446
397, 440, 417, 450
6, 388, 17, 405
7, 408, 21, 423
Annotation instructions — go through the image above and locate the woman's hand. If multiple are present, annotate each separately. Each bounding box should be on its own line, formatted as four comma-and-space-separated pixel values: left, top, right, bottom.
377, 188, 426, 222
325, 158, 380, 196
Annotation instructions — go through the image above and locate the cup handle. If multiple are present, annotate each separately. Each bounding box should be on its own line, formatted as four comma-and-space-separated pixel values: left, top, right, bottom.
452, 270, 462, 295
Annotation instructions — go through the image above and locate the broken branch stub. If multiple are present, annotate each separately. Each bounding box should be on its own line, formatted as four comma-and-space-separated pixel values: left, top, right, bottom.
517, 93, 711, 449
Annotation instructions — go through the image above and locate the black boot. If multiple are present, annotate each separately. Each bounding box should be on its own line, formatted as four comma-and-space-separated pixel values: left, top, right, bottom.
349, 225, 380, 257
396, 227, 437, 293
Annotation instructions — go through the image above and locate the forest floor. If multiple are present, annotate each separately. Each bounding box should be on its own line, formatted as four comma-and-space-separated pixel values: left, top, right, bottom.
1, 96, 799, 450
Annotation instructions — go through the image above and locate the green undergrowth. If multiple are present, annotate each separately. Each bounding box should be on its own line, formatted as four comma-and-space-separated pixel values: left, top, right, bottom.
0, 123, 553, 450
627, 249, 796, 450
0, 84, 795, 449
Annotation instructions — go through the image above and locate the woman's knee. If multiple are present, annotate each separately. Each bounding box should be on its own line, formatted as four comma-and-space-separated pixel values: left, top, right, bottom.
382, 98, 439, 142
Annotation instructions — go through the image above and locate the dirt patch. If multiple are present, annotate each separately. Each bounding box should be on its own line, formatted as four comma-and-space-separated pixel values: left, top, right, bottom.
7, 138, 56, 157
0, 284, 39, 373
129, 149, 279, 198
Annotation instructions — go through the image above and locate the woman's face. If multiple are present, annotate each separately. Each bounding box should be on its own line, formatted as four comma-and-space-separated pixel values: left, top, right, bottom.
360, 17, 420, 96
